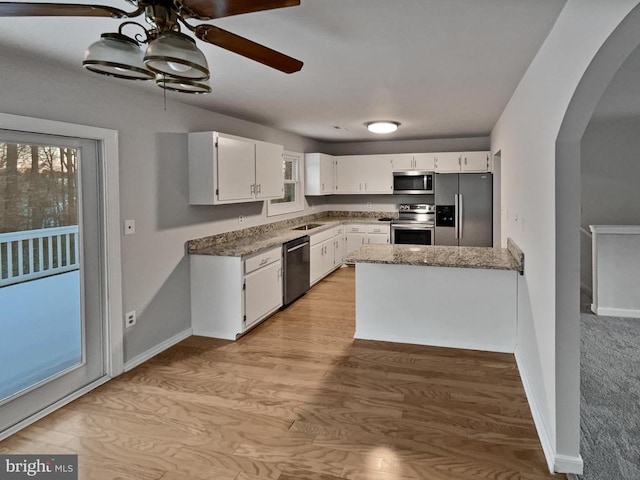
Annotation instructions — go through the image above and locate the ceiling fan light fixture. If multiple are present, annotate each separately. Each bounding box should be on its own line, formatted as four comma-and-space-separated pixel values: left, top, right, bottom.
155, 76, 212, 94
366, 121, 400, 134
83, 33, 155, 80
144, 32, 210, 80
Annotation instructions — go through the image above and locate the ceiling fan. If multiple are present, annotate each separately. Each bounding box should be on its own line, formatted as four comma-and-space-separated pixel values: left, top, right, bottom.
0, 0, 304, 93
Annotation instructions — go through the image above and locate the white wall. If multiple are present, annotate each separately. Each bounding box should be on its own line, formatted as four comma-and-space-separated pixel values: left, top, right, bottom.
0, 46, 321, 363
581, 117, 640, 291
491, 0, 639, 473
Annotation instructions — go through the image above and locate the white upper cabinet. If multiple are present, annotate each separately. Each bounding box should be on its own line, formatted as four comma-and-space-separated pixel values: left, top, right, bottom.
335, 155, 392, 194
432, 151, 490, 173
216, 134, 256, 202
413, 153, 436, 171
460, 151, 490, 172
365, 156, 393, 193
391, 153, 435, 171
305, 153, 335, 195
255, 140, 285, 199
188, 132, 284, 205
433, 152, 461, 173
335, 156, 364, 193
304, 150, 490, 198
389, 154, 415, 171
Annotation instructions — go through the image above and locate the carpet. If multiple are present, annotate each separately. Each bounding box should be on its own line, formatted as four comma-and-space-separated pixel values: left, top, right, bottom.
579, 297, 640, 480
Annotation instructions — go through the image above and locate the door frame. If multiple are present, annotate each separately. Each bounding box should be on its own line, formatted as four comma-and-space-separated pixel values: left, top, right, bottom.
0, 112, 123, 438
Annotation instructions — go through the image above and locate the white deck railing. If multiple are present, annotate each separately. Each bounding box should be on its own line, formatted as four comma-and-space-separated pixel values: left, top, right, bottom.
0, 226, 79, 287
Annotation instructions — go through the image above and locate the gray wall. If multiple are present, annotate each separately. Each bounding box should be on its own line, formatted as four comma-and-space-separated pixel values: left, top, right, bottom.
0, 47, 321, 364
318, 136, 490, 156
580, 117, 640, 292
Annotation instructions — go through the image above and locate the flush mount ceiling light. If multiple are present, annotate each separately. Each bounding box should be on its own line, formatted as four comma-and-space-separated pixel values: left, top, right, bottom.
0, 0, 304, 95
366, 121, 400, 134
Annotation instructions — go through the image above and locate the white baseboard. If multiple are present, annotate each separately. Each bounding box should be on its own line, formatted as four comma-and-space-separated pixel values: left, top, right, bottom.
0, 376, 110, 441
555, 454, 584, 475
124, 327, 192, 372
355, 331, 514, 354
514, 350, 584, 475
591, 305, 640, 318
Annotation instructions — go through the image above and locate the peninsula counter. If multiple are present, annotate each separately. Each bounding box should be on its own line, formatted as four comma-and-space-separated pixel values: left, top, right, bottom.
344, 243, 524, 353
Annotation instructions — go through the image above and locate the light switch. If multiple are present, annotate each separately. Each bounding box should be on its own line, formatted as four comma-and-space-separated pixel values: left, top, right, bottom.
124, 219, 136, 235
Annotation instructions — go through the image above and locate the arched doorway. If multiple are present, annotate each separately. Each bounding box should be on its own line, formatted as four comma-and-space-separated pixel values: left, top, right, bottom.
556, 3, 640, 478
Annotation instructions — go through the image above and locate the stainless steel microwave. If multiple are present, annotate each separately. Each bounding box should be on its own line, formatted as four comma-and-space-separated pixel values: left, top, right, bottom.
392, 171, 434, 194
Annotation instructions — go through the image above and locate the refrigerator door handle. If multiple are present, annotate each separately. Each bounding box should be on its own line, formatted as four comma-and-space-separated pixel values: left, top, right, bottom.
454, 194, 459, 239
458, 193, 463, 239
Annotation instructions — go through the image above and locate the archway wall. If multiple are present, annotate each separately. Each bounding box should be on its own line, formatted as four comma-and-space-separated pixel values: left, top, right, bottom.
490, 0, 640, 473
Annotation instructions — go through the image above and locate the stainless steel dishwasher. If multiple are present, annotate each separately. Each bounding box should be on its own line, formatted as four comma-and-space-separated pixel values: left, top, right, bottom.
282, 235, 310, 307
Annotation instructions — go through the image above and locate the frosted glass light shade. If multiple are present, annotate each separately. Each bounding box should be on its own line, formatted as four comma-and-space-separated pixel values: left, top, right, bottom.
144, 32, 209, 80
83, 33, 154, 80
366, 121, 400, 134
155, 76, 211, 94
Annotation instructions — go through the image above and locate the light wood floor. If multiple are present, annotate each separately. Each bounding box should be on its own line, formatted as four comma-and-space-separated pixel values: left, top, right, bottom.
0, 265, 561, 479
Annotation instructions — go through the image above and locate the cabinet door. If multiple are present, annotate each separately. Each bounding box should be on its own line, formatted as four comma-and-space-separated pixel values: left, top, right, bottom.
244, 260, 282, 328
364, 156, 393, 193
217, 134, 256, 202
413, 153, 436, 171
434, 152, 461, 173
335, 156, 363, 193
322, 239, 335, 275
320, 155, 335, 194
346, 233, 367, 255
390, 154, 414, 171
367, 232, 390, 245
334, 235, 346, 266
460, 152, 489, 172
310, 243, 324, 284
255, 141, 285, 199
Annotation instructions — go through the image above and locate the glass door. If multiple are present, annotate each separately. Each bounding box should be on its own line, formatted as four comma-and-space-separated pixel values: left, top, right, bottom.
0, 130, 105, 434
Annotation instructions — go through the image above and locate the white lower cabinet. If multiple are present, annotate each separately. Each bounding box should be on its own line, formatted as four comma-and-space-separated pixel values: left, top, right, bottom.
310, 226, 344, 285
191, 246, 282, 340
345, 223, 391, 257
244, 259, 282, 329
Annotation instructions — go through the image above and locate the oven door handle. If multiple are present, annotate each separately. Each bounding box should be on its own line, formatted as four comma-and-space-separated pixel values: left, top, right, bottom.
391, 224, 434, 230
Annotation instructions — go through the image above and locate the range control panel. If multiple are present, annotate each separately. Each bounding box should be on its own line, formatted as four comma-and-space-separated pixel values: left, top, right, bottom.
435, 205, 455, 227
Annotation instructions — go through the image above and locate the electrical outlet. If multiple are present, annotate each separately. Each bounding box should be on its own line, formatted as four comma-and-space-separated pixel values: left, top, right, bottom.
239, 215, 244, 224
125, 310, 136, 328
367, 202, 372, 209
124, 219, 135, 235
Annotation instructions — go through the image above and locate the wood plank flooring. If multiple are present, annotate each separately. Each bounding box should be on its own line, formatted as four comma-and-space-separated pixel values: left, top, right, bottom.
0, 265, 561, 479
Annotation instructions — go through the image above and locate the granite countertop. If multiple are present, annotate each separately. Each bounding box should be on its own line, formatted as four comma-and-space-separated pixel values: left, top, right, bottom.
344, 244, 523, 272
188, 212, 393, 257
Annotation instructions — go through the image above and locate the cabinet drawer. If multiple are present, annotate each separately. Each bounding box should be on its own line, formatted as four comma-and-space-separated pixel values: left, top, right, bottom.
346, 225, 366, 233
245, 246, 282, 274
367, 224, 390, 234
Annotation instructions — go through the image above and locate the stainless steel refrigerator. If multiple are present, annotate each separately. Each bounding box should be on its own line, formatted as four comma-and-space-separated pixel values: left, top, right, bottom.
434, 173, 492, 247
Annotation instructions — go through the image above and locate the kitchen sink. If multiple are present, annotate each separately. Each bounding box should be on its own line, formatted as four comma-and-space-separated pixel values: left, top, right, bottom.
292, 223, 324, 231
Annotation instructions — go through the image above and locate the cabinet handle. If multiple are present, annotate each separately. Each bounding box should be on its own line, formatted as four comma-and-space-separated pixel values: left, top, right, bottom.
322, 183, 324, 190
250, 184, 255, 195
359, 183, 362, 191
365, 183, 368, 190
464, 157, 467, 165
257, 184, 262, 194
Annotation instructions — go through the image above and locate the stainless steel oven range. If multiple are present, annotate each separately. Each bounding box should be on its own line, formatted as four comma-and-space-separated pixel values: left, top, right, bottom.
391, 204, 435, 245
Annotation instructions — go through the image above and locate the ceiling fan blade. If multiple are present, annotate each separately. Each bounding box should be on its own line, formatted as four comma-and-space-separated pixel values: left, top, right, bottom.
0, 2, 129, 17
181, 0, 298, 20
195, 24, 303, 74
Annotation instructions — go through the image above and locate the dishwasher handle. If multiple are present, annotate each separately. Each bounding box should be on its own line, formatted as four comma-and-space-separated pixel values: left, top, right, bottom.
287, 241, 309, 253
